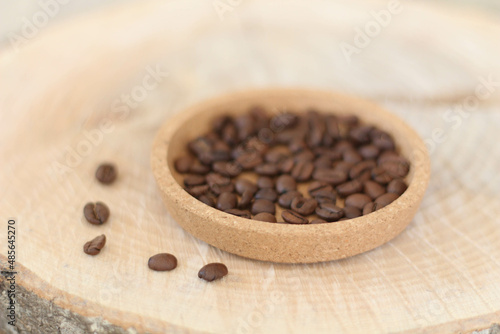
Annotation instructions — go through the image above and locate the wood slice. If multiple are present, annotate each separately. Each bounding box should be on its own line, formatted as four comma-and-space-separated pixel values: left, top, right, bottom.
1, 0, 499, 333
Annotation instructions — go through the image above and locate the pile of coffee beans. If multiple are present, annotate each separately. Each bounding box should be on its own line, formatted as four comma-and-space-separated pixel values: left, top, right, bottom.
175, 108, 409, 224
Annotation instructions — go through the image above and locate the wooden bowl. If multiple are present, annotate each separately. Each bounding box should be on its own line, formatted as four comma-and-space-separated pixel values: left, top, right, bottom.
151, 89, 430, 263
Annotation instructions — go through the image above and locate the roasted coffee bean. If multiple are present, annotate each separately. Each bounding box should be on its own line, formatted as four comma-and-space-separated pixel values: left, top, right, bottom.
325, 115, 340, 139
255, 163, 279, 176
377, 150, 400, 164
282, 210, 309, 224
363, 180, 386, 199
238, 190, 254, 209
371, 130, 395, 150
314, 156, 333, 169
189, 137, 213, 157
148, 253, 177, 271
184, 175, 206, 187
198, 194, 215, 207
84, 202, 110, 225
95, 163, 117, 184
314, 192, 337, 204
253, 212, 277, 223
198, 263, 228, 282
257, 176, 275, 189
289, 139, 308, 153
291, 161, 314, 182
212, 115, 231, 134
314, 147, 341, 161
271, 112, 298, 130
333, 140, 354, 154
190, 161, 211, 174
345, 193, 372, 210
339, 114, 360, 127
306, 110, 325, 147
380, 160, 410, 178
186, 184, 209, 197
336, 179, 363, 197
217, 192, 237, 211
265, 147, 290, 163
310, 219, 328, 224
235, 178, 258, 195
349, 160, 376, 179
313, 168, 347, 185
276, 175, 297, 194
343, 206, 362, 219
255, 188, 278, 202
362, 202, 378, 215
225, 209, 251, 218
174, 155, 194, 173
349, 125, 373, 145
206, 173, 234, 195
280, 157, 295, 173
83, 234, 106, 255
291, 197, 318, 216
294, 150, 315, 162
213, 161, 241, 177
236, 152, 263, 170
250, 106, 270, 130
339, 218, 350, 221
251, 199, 276, 215
342, 149, 363, 164
371, 167, 393, 184
278, 190, 302, 208
374, 193, 399, 209
315, 203, 344, 222
222, 122, 238, 146
387, 179, 408, 195
332, 161, 354, 174
359, 144, 380, 160
308, 181, 333, 196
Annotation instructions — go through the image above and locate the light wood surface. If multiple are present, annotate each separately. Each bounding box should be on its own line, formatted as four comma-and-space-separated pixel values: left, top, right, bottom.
0, 0, 499, 333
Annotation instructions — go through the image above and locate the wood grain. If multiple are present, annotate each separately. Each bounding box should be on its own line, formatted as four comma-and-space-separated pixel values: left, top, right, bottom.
0, 0, 499, 333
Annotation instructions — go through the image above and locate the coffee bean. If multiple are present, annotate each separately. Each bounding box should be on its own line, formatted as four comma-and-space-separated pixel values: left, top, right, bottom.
336, 179, 363, 197
212, 161, 241, 177
342, 149, 363, 164
253, 212, 277, 223
374, 193, 399, 209
190, 161, 211, 175
238, 190, 254, 209
371, 130, 395, 150
359, 144, 380, 160
184, 175, 206, 187
289, 139, 308, 153
290, 197, 318, 216
235, 114, 255, 141
315, 203, 344, 222
349, 125, 373, 145
362, 202, 378, 215
371, 167, 393, 184
332, 161, 354, 174
280, 157, 295, 173
95, 163, 117, 184
345, 193, 372, 209
251, 199, 276, 215
308, 181, 331, 196
363, 180, 386, 199
314, 192, 337, 204
291, 161, 314, 182
333, 140, 355, 154
222, 123, 238, 146
349, 160, 376, 179
310, 219, 328, 224
217, 192, 237, 211
380, 160, 410, 178
265, 147, 290, 163
189, 137, 213, 157
225, 209, 252, 219
276, 175, 297, 194
282, 210, 309, 224
148, 253, 177, 271
212, 115, 231, 134
255, 188, 278, 202
83, 234, 106, 255
174, 156, 193, 174
206, 173, 234, 195
314, 156, 333, 169
313, 168, 347, 185
235, 178, 257, 195
377, 150, 400, 164
84, 202, 110, 225
387, 179, 408, 195
326, 115, 340, 139
236, 152, 263, 170
314, 147, 341, 161
198, 194, 215, 207
198, 263, 228, 282
278, 190, 302, 208
186, 184, 209, 197
255, 163, 279, 176
257, 176, 275, 189
343, 206, 362, 219
294, 150, 315, 163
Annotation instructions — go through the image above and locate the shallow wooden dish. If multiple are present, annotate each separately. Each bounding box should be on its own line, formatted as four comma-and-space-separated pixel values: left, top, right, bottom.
151, 88, 430, 263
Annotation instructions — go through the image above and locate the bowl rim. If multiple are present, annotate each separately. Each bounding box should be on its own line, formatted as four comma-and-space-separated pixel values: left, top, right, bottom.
151, 88, 430, 240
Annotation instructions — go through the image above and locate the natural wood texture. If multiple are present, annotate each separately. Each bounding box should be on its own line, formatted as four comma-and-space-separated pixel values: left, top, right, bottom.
152, 88, 430, 263
0, 0, 499, 333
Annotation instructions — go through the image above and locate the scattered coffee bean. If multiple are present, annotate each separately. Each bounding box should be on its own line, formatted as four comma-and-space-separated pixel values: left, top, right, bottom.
278, 190, 302, 208
253, 212, 277, 223
83, 234, 106, 255
291, 197, 318, 216
387, 179, 408, 195
225, 208, 251, 219
95, 163, 117, 184
217, 192, 237, 211
276, 175, 297, 194
251, 199, 276, 215
282, 210, 309, 224
198, 263, 228, 282
345, 193, 372, 210
84, 202, 110, 225
374, 193, 399, 209
315, 203, 344, 222
148, 253, 177, 271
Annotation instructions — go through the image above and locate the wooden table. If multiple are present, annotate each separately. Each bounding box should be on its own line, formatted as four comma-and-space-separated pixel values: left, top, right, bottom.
1, 0, 499, 333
